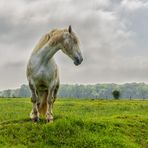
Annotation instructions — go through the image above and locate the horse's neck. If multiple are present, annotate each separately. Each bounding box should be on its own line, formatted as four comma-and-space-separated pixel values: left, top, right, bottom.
34, 43, 61, 65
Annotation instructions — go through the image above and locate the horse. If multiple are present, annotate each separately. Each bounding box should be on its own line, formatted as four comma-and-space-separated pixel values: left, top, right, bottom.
26, 25, 83, 122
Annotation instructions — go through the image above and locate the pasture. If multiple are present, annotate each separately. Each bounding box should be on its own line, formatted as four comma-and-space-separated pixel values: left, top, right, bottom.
0, 98, 148, 148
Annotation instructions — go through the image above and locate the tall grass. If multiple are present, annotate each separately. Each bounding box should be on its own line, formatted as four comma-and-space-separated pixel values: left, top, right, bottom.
0, 98, 148, 148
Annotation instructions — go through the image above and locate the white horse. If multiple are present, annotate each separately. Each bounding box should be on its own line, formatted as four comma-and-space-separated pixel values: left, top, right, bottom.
26, 26, 83, 122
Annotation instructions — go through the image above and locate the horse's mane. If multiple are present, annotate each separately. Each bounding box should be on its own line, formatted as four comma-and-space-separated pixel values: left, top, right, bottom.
33, 28, 79, 53
33, 29, 66, 53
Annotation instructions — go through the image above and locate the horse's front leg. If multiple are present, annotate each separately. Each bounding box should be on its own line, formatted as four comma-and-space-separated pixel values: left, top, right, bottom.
29, 83, 39, 122
30, 98, 39, 122
46, 90, 54, 122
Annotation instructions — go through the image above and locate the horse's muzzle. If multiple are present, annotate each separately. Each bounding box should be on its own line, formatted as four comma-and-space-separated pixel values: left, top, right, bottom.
74, 56, 83, 66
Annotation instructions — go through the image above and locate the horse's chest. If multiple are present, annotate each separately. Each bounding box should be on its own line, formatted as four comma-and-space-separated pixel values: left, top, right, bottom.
34, 66, 53, 82
28, 55, 58, 88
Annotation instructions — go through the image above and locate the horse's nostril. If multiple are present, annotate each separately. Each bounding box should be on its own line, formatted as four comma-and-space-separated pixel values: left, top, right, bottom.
75, 57, 80, 63
74, 56, 83, 66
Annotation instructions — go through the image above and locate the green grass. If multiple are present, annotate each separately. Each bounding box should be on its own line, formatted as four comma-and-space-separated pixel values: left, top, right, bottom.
0, 98, 148, 148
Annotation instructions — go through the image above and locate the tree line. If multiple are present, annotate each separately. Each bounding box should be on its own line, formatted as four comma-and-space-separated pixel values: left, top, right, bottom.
0, 83, 148, 99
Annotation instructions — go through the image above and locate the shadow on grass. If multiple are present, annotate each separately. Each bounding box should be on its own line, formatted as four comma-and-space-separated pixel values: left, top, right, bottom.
0, 114, 63, 126
0, 118, 31, 126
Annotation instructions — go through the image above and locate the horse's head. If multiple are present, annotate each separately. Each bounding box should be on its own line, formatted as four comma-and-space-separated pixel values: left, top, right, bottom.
61, 25, 83, 66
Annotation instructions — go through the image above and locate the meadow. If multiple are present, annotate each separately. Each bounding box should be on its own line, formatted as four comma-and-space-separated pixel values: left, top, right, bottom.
0, 98, 147, 148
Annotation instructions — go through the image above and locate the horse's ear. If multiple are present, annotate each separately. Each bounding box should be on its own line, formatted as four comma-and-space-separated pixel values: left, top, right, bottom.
68, 25, 72, 33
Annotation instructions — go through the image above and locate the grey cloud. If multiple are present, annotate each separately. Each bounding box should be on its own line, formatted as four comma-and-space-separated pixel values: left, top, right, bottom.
0, 0, 148, 90
2, 61, 25, 68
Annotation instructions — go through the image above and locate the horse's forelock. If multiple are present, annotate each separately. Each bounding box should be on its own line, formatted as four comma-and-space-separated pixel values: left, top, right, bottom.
49, 30, 65, 46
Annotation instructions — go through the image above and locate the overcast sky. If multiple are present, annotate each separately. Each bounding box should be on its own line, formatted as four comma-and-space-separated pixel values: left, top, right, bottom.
0, 0, 148, 90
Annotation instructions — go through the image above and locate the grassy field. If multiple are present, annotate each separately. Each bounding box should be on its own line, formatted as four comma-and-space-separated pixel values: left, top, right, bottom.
0, 98, 148, 148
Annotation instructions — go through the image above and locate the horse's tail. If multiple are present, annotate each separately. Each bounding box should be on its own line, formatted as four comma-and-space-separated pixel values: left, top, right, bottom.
38, 91, 48, 116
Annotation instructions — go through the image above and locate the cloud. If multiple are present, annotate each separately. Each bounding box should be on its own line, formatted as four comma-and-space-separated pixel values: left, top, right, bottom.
121, 0, 148, 11
0, 0, 148, 90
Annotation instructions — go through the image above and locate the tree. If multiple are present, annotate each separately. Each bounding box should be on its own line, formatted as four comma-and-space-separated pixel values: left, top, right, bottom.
112, 90, 120, 100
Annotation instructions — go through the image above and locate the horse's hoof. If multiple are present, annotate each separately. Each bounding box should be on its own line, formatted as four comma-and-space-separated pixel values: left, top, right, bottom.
31, 117, 39, 122
47, 118, 53, 123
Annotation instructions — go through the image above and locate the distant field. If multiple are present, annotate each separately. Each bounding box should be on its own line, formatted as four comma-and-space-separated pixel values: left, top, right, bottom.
0, 98, 148, 148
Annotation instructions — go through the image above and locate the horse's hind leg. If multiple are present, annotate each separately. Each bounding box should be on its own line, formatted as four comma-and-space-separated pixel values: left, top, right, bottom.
29, 82, 39, 122
37, 90, 48, 116
53, 83, 59, 103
